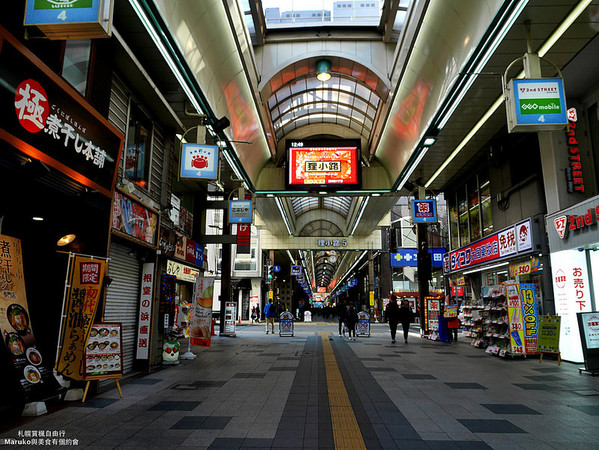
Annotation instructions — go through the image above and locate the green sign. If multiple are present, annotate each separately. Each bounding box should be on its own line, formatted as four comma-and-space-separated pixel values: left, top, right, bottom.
519, 98, 562, 115
537, 315, 560, 353
34, 0, 93, 9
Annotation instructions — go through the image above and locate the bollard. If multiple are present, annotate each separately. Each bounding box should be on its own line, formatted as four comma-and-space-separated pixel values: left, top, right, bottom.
211, 318, 216, 336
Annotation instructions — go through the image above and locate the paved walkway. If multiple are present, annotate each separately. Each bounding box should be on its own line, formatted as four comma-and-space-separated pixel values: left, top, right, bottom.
1, 322, 598, 449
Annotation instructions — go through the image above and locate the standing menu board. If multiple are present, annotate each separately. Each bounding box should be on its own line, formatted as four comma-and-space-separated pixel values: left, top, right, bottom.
424, 297, 440, 333
85, 323, 123, 377
538, 315, 560, 353
577, 312, 599, 372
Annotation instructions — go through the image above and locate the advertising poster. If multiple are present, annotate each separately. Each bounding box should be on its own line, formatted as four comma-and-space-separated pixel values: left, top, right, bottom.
579, 312, 599, 350
519, 283, 539, 354
288, 146, 359, 186
357, 311, 370, 336
224, 302, 237, 336
538, 316, 560, 353
550, 249, 591, 363
444, 304, 458, 318
136, 263, 154, 360
112, 191, 158, 246
85, 323, 123, 377
190, 277, 215, 346
56, 256, 107, 380
505, 282, 525, 356
279, 311, 294, 336
425, 297, 440, 332
0, 235, 55, 400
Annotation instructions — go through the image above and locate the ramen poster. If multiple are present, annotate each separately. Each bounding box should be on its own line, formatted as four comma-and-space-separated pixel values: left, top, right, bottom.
55, 256, 107, 380
0, 235, 52, 395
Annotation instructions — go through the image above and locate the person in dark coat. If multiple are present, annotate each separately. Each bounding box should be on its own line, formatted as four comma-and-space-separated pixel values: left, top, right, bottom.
384, 295, 401, 343
398, 299, 414, 344
346, 304, 358, 341
336, 300, 347, 336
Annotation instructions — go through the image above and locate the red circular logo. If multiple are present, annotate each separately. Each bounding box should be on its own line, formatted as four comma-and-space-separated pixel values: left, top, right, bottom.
555, 269, 566, 289
14, 79, 49, 133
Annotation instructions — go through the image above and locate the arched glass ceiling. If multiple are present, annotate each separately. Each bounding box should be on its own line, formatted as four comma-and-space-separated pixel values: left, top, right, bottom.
323, 197, 352, 216
290, 197, 319, 216
299, 220, 343, 237
290, 196, 353, 219
265, 58, 388, 142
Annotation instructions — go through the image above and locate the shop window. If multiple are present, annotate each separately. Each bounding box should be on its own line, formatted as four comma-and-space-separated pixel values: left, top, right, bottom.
449, 194, 459, 250
125, 102, 152, 189
458, 187, 469, 247
468, 177, 481, 242
480, 176, 493, 236
61, 39, 91, 96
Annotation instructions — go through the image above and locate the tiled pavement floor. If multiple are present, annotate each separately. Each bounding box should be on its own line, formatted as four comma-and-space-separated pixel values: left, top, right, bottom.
1, 322, 599, 449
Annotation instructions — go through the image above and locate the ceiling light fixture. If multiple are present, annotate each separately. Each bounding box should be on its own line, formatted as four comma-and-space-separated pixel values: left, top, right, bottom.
57, 234, 76, 247
349, 197, 369, 236
316, 60, 332, 82
423, 137, 436, 146
32, 217, 44, 221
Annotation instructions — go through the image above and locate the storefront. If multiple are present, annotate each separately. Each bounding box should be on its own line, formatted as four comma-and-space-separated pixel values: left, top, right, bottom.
0, 26, 123, 412
546, 195, 599, 363
444, 217, 547, 357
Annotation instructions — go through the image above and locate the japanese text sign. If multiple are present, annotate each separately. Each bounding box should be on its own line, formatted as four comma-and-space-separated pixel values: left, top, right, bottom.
507, 78, 568, 132
519, 283, 539, 354
56, 256, 107, 380
229, 200, 252, 224
537, 316, 560, 353
412, 199, 437, 223
0, 29, 122, 196
425, 297, 440, 332
579, 312, 599, 350
391, 247, 445, 268
180, 144, 218, 180
136, 263, 154, 359
291, 265, 301, 275
505, 282, 525, 356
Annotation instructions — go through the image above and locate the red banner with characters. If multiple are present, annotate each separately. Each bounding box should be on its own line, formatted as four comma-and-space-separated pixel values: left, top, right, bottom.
56, 256, 107, 380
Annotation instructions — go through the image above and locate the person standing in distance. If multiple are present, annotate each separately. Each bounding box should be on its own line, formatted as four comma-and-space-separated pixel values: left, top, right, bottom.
385, 294, 401, 343
398, 299, 414, 344
346, 303, 358, 341
264, 299, 276, 334
336, 300, 347, 336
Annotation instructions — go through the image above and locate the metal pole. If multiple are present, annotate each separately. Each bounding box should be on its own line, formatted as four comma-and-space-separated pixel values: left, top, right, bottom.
416, 187, 430, 334
54, 252, 74, 370
219, 192, 232, 335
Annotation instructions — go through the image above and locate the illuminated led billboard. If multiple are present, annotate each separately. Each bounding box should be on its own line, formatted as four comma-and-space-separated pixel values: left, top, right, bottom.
286, 139, 361, 191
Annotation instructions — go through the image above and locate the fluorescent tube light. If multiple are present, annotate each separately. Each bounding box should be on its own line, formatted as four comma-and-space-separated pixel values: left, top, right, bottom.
349, 197, 369, 236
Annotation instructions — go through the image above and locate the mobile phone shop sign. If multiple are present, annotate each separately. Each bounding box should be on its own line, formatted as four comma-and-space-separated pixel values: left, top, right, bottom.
25, 0, 102, 24
507, 78, 567, 132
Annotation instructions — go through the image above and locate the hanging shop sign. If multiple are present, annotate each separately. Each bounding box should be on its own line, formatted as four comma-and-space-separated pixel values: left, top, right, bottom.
229, 200, 253, 224
519, 283, 539, 354
505, 282, 525, 356
236, 224, 251, 254
538, 316, 560, 353
291, 265, 301, 275
223, 302, 237, 336
170, 194, 181, 227
84, 322, 122, 377
549, 249, 591, 363
135, 263, 154, 360
509, 256, 541, 277
446, 219, 533, 273
166, 259, 199, 283
24, 0, 114, 39
349, 278, 358, 287
390, 247, 445, 268
0, 27, 123, 197
577, 312, 599, 372
194, 243, 204, 268
112, 190, 159, 247
547, 195, 599, 250
411, 199, 437, 223
564, 108, 585, 193
279, 311, 294, 337
190, 277, 215, 347
174, 233, 186, 260
185, 238, 196, 264
356, 312, 370, 336
158, 226, 176, 258
506, 78, 568, 133
56, 255, 107, 380
0, 235, 57, 401
180, 144, 218, 180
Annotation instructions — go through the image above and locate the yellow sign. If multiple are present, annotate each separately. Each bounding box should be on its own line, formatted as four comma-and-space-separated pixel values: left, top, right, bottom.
269, 290, 273, 300
505, 282, 525, 356
369, 291, 374, 306
56, 256, 107, 380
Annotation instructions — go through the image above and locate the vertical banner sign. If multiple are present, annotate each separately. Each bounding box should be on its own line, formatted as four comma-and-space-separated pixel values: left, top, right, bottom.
136, 263, 154, 359
190, 277, 215, 347
505, 282, 525, 356
550, 249, 591, 363
519, 283, 539, 354
356, 311, 370, 336
537, 316, 561, 353
56, 256, 107, 380
279, 311, 294, 336
426, 297, 440, 332
224, 302, 237, 336
0, 235, 55, 400
237, 224, 251, 255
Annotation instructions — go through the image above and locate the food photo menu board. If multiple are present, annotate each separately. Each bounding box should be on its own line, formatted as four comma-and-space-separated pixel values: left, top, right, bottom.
85, 323, 123, 377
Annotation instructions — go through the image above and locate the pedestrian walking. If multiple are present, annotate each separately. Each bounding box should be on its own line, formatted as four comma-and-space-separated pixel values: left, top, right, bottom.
336, 300, 347, 336
264, 299, 276, 334
385, 294, 401, 343
346, 303, 358, 341
251, 306, 257, 324
398, 299, 414, 344
256, 305, 261, 323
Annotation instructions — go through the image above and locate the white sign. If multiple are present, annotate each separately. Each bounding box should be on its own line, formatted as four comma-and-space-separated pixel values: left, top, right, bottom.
516, 220, 532, 252
180, 144, 218, 179
167, 259, 199, 282
170, 194, 181, 227
224, 302, 237, 335
550, 249, 592, 363
136, 263, 154, 359
304, 311, 312, 322
498, 227, 517, 257
581, 312, 599, 350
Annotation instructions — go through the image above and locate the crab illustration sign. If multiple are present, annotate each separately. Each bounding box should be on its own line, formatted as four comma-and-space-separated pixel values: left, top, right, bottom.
180, 144, 218, 180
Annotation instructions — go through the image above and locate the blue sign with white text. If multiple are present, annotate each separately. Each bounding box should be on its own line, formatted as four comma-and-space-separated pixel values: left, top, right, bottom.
390, 247, 445, 268
412, 199, 437, 223
25, 0, 102, 25
512, 78, 567, 127
194, 243, 204, 268
229, 200, 253, 224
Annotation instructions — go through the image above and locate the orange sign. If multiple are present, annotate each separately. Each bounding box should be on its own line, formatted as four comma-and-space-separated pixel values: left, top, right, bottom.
56, 256, 107, 380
